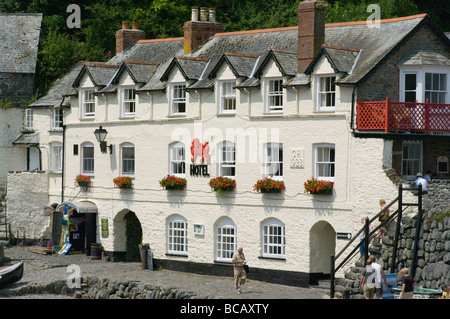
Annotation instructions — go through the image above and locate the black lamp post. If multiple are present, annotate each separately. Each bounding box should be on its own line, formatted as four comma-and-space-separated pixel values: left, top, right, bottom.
94, 125, 113, 154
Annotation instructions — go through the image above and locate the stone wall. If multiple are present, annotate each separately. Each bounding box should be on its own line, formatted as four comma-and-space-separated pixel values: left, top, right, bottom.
335, 180, 450, 298
0, 277, 200, 299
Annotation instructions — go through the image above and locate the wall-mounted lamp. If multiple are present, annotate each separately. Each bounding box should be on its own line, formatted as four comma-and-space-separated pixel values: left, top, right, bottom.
94, 125, 113, 154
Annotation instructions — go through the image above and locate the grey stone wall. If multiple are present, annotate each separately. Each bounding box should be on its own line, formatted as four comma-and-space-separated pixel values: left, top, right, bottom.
0, 72, 36, 105
335, 180, 450, 298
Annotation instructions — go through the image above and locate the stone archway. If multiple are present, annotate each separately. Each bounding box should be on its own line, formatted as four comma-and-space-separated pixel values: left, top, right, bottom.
124, 211, 142, 262
309, 221, 336, 278
113, 209, 142, 262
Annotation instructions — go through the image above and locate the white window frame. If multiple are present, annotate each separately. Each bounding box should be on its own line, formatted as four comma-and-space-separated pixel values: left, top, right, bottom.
425, 72, 447, 104
82, 88, 95, 118
216, 217, 237, 262
265, 143, 283, 180
121, 143, 135, 176
314, 144, 335, 182
167, 215, 188, 256
51, 109, 63, 131
262, 218, 285, 259
402, 141, 422, 180
219, 80, 236, 114
317, 75, 336, 111
266, 78, 284, 113
399, 67, 450, 104
24, 108, 33, 130
81, 143, 94, 175
122, 87, 136, 118
218, 141, 235, 178
170, 143, 185, 177
49, 143, 63, 173
171, 84, 186, 116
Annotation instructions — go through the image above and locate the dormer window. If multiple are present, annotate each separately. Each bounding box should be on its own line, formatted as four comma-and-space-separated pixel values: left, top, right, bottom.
317, 76, 336, 111
220, 81, 236, 114
122, 87, 136, 117
266, 78, 283, 112
82, 88, 95, 118
171, 84, 186, 115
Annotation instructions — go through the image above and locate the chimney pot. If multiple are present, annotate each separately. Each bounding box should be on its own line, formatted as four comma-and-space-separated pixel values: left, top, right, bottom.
209, 8, 216, 23
122, 21, 129, 29
191, 6, 199, 22
132, 22, 139, 30
200, 7, 208, 21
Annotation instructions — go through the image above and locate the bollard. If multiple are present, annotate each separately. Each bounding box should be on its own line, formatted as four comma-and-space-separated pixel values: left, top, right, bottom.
141, 245, 148, 270
0, 243, 4, 265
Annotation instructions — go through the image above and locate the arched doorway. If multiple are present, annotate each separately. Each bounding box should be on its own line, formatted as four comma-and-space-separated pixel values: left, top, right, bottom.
124, 211, 142, 262
309, 221, 336, 283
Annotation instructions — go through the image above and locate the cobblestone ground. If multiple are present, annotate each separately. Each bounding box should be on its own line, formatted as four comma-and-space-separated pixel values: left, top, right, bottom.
0, 246, 329, 299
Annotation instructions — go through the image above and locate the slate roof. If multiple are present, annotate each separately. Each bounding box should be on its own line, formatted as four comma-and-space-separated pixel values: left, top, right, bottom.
30, 63, 83, 108
33, 13, 450, 106
0, 13, 42, 74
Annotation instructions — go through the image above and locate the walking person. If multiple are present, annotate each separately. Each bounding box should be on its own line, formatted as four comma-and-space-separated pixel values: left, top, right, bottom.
400, 268, 414, 299
369, 255, 387, 299
359, 258, 377, 299
232, 247, 247, 294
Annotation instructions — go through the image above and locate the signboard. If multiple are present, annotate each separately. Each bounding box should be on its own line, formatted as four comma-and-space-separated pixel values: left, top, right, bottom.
383, 274, 397, 299
337, 232, 352, 240
190, 138, 210, 177
101, 218, 109, 238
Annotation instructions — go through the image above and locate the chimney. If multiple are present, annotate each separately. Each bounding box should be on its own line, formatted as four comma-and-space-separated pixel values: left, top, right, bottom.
297, 1, 327, 73
116, 21, 145, 54
184, 7, 223, 54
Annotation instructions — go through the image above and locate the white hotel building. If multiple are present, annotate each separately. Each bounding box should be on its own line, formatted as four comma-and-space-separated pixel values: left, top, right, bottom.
8, 2, 450, 286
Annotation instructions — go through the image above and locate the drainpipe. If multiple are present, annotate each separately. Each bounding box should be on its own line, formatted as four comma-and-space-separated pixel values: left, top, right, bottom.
60, 97, 66, 202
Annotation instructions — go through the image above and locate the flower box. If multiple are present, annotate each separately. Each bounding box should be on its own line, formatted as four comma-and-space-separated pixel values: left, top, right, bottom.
159, 175, 187, 190
209, 177, 236, 192
75, 174, 91, 188
304, 178, 333, 195
113, 176, 133, 189
253, 178, 285, 193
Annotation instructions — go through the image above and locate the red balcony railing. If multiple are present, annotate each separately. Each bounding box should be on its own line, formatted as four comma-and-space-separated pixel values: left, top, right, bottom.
357, 97, 450, 134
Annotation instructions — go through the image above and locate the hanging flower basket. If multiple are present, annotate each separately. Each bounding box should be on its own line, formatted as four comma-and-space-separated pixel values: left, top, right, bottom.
113, 176, 133, 189
253, 178, 285, 193
209, 176, 236, 192
75, 174, 91, 188
159, 175, 187, 190
304, 178, 333, 195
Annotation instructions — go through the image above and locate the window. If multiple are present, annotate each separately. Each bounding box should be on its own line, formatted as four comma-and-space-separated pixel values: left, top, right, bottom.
265, 143, 283, 180
82, 89, 95, 118
404, 73, 417, 102
220, 81, 236, 113
24, 108, 33, 130
216, 217, 236, 262
168, 215, 188, 255
171, 84, 186, 115
121, 144, 135, 175
49, 143, 63, 172
315, 144, 335, 181
170, 143, 185, 177
262, 219, 285, 259
82, 143, 94, 175
51, 109, 63, 131
425, 73, 447, 103
402, 141, 422, 179
219, 142, 235, 178
400, 69, 449, 104
318, 76, 336, 110
267, 78, 283, 112
122, 87, 136, 117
